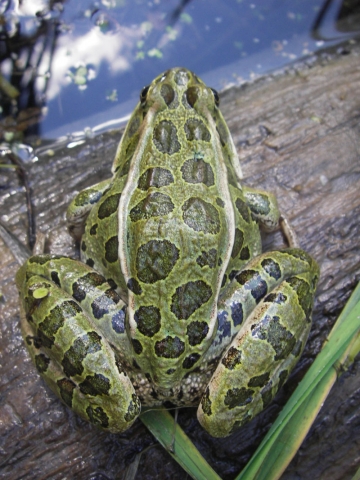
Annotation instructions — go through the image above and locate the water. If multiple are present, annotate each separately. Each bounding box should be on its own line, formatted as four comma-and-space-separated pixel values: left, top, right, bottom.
0, 0, 359, 141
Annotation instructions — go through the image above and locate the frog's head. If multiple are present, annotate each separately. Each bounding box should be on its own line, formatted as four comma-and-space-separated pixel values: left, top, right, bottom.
139, 67, 220, 119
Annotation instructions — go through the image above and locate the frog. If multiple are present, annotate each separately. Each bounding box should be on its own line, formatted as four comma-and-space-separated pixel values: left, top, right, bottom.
16, 67, 319, 438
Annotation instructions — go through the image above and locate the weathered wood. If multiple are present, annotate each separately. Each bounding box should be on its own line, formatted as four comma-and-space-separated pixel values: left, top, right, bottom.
0, 39, 359, 479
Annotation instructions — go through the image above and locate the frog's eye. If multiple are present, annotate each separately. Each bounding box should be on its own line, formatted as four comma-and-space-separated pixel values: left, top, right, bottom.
211, 88, 220, 107
140, 85, 150, 104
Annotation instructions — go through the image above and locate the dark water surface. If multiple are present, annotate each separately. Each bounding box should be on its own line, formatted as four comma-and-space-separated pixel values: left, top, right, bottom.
0, 0, 359, 142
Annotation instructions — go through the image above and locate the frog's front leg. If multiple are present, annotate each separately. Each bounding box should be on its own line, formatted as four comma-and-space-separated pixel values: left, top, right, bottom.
244, 185, 301, 250
198, 248, 319, 437
67, 178, 113, 241
16, 255, 140, 433
243, 185, 282, 233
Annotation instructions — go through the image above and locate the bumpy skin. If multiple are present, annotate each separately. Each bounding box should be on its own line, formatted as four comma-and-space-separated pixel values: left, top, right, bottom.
16, 68, 319, 437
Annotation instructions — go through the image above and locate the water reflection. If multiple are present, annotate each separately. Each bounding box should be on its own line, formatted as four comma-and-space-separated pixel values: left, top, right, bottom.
0, 0, 359, 141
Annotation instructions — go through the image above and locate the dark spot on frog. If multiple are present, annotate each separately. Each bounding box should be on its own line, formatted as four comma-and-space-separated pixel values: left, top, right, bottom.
57, 377, 76, 407
38, 300, 82, 349
251, 315, 296, 361
130, 192, 174, 222
182, 353, 201, 369
153, 120, 180, 155
184, 117, 211, 142
132, 359, 141, 370
72, 272, 107, 302
111, 307, 126, 334
264, 292, 287, 304
132, 339, 143, 355
171, 280, 212, 320
222, 346, 242, 370
182, 197, 220, 235
216, 197, 225, 208
185, 86, 199, 107
181, 157, 215, 186
104, 236, 119, 263
160, 83, 175, 106
34, 353, 50, 373
187, 321, 209, 346
155, 336, 185, 358
89, 223, 98, 235
246, 192, 271, 216
51, 270, 60, 286
127, 278, 142, 295
74, 188, 103, 207
224, 387, 254, 409
79, 373, 111, 396
261, 258, 281, 280
235, 198, 251, 223
114, 352, 126, 374
107, 278, 117, 290
236, 269, 267, 303
98, 193, 121, 219
200, 387, 212, 416
62, 331, 102, 377
286, 276, 313, 319
196, 248, 217, 268
86, 405, 109, 428
126, 395, 143, 424
137, 167, 174, 190
134, 305, 161, 337
231, 228, 244, 258
248, 372, 270, 388
231, 302, 243, 327
239, 246, 250, 261
216, 310, 231, 342
136, 239, 179, 284
86, 258, 95, 268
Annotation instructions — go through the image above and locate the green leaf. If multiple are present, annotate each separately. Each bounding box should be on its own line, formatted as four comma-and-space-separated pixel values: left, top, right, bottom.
140, 407, 221, 480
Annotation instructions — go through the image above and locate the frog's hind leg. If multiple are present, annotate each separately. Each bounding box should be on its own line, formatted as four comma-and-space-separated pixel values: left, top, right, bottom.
198, 248, 319, 437
16, 254, 140, 434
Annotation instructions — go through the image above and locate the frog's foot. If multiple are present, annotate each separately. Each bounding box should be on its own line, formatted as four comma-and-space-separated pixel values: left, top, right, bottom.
16, 254, 140, 433
198, 248, 319, 437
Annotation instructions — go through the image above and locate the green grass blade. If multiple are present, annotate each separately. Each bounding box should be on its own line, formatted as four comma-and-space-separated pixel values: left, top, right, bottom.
236, 282, 360, 480
140, 407, 221, 480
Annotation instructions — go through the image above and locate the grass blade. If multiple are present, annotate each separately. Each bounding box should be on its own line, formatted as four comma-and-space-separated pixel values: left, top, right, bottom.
140, 407, 221, 480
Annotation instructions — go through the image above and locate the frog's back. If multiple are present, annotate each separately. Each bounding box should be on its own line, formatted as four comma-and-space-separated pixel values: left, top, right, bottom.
117, 68, 236, 393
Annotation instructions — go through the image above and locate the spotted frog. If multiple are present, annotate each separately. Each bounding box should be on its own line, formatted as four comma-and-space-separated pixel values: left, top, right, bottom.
16, 68, 319, 437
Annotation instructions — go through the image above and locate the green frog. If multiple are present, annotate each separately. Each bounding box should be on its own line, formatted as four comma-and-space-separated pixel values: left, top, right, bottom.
16, 68, 319, 438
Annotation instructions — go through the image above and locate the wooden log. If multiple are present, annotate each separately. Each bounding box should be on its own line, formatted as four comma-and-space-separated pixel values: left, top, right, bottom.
0, 39, 359, 479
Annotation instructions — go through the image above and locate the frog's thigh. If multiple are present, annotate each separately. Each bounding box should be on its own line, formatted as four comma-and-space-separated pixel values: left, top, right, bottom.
67, 178, 113, 240
242, 185, 280, 231
198, 248, 319, 437
17, 255, 140, 433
